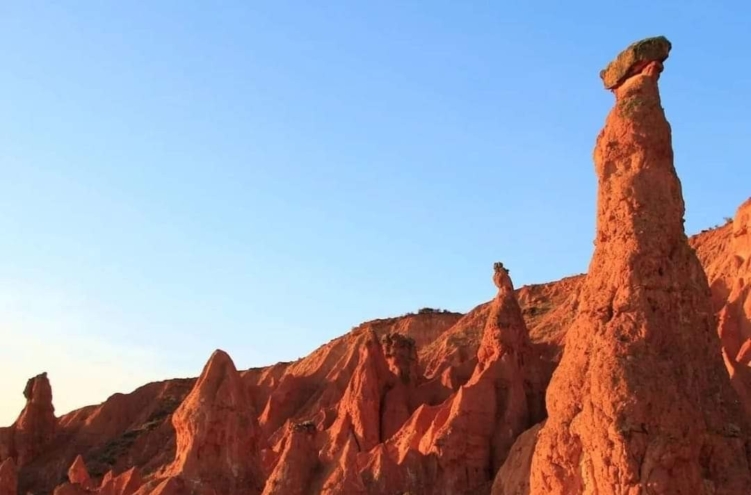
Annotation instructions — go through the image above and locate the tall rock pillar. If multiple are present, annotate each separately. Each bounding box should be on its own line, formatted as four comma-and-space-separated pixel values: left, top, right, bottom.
528, 36, 751, 494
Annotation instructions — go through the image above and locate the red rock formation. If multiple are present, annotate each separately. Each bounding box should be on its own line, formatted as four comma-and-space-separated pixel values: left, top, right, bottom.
1, 48, 749, 495
133, 476, 215, 495
709, 200, 751, 415
0, 458, 17, 495
1, 311, 468, 495
326, 331, 393, 453
307, 330, 426, 494
315, 329, 431, 494
311, 320, 488, 494
11, 372, 57, 466
318, 434, 366, 495
67, 455, 93, 489
253, 311, 463, 443
261, 422, 319, 495
517, 274, 584, 377
688, 199, 751, 414
382, 332, 419, 384
7, 200, 751, 495
98, 467, 143, 495
420, 303, 488, 381
414, 262, 541, 493
0, 373, 192, 494
722, 349, 751, 417
717, 200, 751, 360
52, 484, 87, 495
524, 36, 751, 493
380, 333, 419, 441
6, 195, 751, 495
328, 263, 544, 495
162, 349, 265, 494
491, 422, 542, 495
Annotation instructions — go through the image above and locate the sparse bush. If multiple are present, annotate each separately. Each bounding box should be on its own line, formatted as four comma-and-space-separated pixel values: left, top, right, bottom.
88, 429, 140, 476
416, 307, 456, 315
292, 420, 317, 433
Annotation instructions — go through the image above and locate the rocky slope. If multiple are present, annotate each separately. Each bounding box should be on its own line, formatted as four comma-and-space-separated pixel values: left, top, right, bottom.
2, 36, 751, 494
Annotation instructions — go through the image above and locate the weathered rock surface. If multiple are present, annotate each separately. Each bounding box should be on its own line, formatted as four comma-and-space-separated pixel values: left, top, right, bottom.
325, 331, 394, 454
688, 199, 751, 415
133, 476, 215, 495
491, 422, 542, 495
380, 333, 419, 441
252, 311, 463, 443
717, 200, 751, 361
416, 262, 541, 492
600, 36, 672, 90
67, 454, 93, 489
327, 263, 546, 494
0, 458, 17, 495
162, 349, 265, 494
0, 374, 193, 494
526, 36, 751, 493
261, 422, 318, 495
9, 372, 57, 467
52, 483, 88, 495
98, 467, 143, 495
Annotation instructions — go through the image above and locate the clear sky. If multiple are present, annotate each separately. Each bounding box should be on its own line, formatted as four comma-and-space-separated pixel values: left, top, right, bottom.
1, 1, 749, 425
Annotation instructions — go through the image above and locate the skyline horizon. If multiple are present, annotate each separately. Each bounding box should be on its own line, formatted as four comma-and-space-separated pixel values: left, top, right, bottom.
1, 200, 743, 426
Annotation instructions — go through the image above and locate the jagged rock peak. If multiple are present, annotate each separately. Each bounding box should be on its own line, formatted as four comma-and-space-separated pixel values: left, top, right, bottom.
167, 348, 264, 494
202, 349, 236, 376
99, 467, 143, 495
479, 262, 530, 365
67, 455, 92, 488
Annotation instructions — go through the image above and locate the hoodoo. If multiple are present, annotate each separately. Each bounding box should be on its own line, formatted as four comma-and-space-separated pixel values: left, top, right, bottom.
10, 373, 57, 467
521, 36, 751, 493
422, 262, 543, 491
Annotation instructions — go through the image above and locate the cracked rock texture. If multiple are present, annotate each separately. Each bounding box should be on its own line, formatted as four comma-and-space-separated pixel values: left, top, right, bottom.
526, 37, 751, 494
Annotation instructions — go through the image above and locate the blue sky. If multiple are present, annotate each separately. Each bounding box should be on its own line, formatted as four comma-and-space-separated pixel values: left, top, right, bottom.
1, 1, 749, 423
